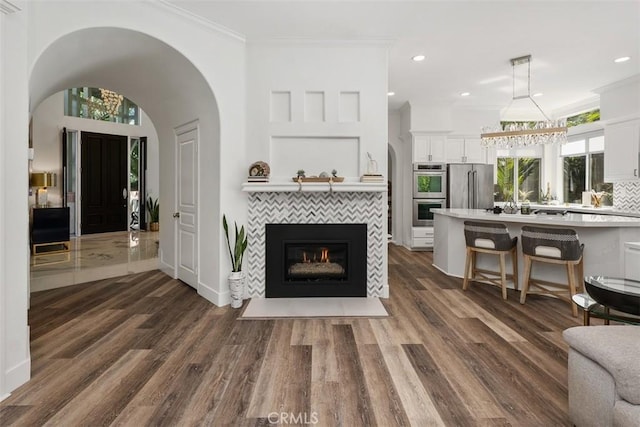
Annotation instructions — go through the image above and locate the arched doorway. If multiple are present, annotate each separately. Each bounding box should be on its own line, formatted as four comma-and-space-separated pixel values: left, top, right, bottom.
29, 27, 221, 291
2, 2, 249, 396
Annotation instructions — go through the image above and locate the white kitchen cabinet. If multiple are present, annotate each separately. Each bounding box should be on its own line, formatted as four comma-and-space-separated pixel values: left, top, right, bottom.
446, 138, 486, 163
412, 134, 446, 163
412, 226, 434, 249
624, 242, 640, 280
604, 119, 640, 182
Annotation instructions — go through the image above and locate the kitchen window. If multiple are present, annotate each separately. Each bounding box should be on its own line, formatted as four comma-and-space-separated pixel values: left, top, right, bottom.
495, 148, 542, 203
561, 132, 611, 205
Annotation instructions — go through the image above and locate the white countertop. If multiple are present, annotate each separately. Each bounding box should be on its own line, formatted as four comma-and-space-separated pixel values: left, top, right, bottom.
432, 208, 640, 227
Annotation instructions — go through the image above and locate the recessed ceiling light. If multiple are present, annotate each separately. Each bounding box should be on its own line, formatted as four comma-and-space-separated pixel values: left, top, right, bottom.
460, 92, 470, 97
614, 56, 631, 63
387, 91, 395, 96
533, 92, 543, 97
412, 55, 426, 62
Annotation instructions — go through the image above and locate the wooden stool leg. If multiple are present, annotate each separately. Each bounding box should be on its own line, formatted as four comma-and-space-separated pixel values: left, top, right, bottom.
567, 261, 578, 317
511, 246, 519, 291
499, 253, 508, 300
520, 255, 532, 304
463, 247, 472, 291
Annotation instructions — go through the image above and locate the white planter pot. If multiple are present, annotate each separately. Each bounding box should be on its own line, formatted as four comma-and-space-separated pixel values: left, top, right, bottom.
228, 271, 245, 309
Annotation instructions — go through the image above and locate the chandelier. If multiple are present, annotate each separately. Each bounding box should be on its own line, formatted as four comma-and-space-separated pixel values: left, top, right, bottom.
481, 55, 567, 148
99, 88, 124, 116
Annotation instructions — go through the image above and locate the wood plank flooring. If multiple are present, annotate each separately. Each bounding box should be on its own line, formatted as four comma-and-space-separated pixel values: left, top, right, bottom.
1, 244, 584, 426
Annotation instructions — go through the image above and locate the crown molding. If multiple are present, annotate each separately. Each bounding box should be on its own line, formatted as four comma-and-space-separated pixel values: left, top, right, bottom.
151, 0, 245, 43
0, 0, 20, 14
247, 38, 394, 48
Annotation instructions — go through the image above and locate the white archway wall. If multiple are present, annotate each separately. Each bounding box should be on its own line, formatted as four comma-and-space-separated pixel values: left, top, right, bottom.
388, 111, 405, 246
26, 2, 248, 305
2, 1, 247, 397
1, 1, 30, 397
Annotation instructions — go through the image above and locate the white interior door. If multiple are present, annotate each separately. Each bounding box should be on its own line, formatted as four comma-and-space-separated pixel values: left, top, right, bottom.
175, 123, 198, 288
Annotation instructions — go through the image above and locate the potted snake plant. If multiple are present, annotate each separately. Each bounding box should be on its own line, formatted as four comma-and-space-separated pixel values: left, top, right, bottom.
223, 214, 248, 308
146, 196, 159, 231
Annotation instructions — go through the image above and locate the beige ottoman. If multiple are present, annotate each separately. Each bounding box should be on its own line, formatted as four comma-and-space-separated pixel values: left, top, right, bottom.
563, 326, 640, 427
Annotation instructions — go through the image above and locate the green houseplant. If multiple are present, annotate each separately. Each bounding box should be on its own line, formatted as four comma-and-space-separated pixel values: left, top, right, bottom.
146, 196, 159, 231
223, 214, 248, 308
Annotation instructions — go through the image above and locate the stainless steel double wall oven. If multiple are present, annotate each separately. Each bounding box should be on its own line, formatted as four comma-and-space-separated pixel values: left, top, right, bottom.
412, 163, 446, 226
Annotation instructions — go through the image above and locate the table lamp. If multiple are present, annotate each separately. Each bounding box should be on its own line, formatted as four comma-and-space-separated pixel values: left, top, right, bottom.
30, 172, 56, 208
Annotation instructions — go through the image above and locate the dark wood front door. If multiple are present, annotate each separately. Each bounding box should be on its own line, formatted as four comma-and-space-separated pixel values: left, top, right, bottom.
81, 132, 128, 234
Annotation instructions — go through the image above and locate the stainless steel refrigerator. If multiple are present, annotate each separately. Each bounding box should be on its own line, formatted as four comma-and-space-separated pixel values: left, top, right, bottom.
447, 163, 494, 209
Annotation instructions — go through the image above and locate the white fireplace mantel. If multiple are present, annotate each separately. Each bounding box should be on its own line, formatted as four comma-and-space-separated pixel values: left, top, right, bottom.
242, 181, 386, 193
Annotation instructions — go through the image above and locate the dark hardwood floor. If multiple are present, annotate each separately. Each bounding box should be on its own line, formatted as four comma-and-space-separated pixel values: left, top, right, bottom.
1, 244, 584, 426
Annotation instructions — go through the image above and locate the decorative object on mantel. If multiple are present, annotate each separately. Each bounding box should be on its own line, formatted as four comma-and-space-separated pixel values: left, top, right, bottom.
361, 174, 384, 183
247, 161, 270, 182
223, 214, 248, 309
480, 55, 567, 148
366, 152, 379, 174
292, 176, 345, 183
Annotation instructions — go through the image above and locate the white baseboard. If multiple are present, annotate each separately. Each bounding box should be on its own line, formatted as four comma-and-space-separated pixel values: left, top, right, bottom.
159, 258, 175, 278
380, 284, 390, 298
198, 281, 230, 307
4, 357, 30, 396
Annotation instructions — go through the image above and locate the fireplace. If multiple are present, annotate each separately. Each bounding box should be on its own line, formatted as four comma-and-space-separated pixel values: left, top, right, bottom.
265, 223, 367, 297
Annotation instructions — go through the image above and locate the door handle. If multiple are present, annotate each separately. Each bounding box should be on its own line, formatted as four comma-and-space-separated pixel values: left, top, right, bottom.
173, 212, 180, 218
122, 188, 127, 199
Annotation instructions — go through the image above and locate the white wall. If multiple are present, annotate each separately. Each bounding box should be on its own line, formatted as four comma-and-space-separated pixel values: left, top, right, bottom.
388, 110, 404, 245
2, 0, 247, 397
245, 41, 389, 181
1, 0, 30, 399
30, 91, 160, 209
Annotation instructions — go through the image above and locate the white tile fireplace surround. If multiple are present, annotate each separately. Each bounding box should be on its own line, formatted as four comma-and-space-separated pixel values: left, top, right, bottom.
243, 182, 388, 298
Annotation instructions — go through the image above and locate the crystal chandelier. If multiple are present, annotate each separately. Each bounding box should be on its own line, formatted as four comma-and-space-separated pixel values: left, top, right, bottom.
99, 88, 124, 116
481, 55, 567, 148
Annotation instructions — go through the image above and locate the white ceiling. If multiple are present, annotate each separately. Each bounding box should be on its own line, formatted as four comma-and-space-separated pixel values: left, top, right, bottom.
167, 0, 640, 116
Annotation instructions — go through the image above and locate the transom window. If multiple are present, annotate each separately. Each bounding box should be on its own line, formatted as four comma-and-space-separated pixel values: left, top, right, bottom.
64, 87, 140, 125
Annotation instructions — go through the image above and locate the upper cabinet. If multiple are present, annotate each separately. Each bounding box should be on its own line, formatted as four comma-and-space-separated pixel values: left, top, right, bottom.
412, 134, 446, 163
446, 138, 486, 163
604, 119, 640, 182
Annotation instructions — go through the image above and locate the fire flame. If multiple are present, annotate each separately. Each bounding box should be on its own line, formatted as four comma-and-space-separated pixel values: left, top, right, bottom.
302, 248, 331, 263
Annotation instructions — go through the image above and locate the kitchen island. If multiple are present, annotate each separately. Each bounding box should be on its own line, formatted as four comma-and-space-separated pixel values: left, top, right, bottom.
432, 209, 640, 288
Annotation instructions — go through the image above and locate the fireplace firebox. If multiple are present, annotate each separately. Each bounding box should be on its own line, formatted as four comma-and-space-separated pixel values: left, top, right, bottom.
265, 223, 367, 297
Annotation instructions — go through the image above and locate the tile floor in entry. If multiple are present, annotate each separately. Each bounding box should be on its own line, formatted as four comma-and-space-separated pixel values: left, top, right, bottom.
30, 230, 159, 292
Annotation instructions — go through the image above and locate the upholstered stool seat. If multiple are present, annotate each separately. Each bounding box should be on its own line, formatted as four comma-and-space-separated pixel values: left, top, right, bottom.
463, 221, 518, 300
520, 226, 584, 316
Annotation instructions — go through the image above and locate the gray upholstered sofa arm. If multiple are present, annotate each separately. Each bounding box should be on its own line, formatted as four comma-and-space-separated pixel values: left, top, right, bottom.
563, 326, 640, 427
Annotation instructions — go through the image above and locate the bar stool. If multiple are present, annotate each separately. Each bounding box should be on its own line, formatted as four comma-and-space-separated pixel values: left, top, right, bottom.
463, 221, 519, 300
520, 226, 584, 317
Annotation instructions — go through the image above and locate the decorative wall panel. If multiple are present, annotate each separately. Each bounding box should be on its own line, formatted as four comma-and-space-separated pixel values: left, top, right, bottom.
270, 91, 291, 122
246, 191, 385, 298
339, 91, 360, 122
305, 91, 325, 122
613, 181, 640, 212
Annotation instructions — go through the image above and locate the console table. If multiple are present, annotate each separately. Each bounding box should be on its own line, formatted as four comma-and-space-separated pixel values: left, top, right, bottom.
31, 207, 70, 254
